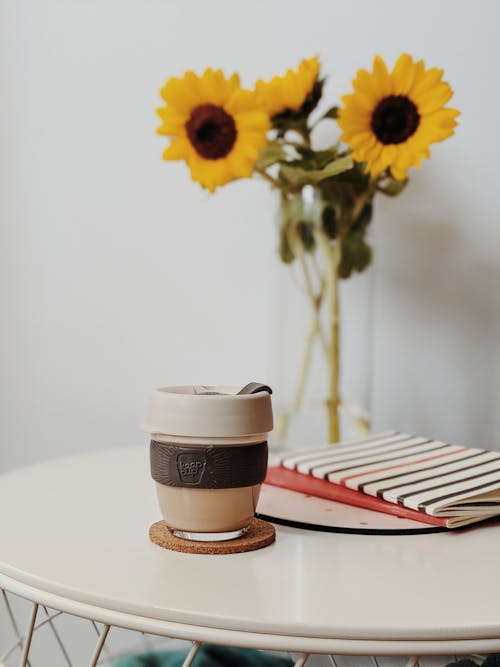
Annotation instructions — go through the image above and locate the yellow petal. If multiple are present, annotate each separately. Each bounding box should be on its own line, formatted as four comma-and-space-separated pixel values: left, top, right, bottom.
369, 152, 389, 175
390, 163, 408, 181
233, 137, 260, 161
352, 68, 382, 106
390, 145, 413, 179
372, 55, 392, 97
410, 67, 444, 99
198, 68, 241, 106
362, 142, 383, 172
391, 53, 417, 95
196, 159, 234, 192
381, 145, 398, 163
160, 73, 200, 112
254, 55, 319, 116
415, 81, 454, 115
162, 138, 191, 161
226, 89, 259, 113
156, 106, 187, 135
227, 151, 255, 178
346, 131, 376, 150
235, 110, 270, 132
418, 108, 459, 142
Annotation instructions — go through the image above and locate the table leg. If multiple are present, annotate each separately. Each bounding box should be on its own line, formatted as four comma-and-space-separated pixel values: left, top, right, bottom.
20, 603, 38, 667
91, 619, 112, 660
87, 623, 110, 667
1, 589, 32, 667
405, 658, 421, 667
294, 653, 310, 666
182, 641, 202, 667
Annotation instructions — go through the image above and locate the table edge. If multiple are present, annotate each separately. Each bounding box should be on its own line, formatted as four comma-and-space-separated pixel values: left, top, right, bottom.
2, 573, 500, 656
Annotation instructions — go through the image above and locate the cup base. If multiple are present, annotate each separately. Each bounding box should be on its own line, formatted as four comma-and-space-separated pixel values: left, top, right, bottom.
172, 526, 249, 542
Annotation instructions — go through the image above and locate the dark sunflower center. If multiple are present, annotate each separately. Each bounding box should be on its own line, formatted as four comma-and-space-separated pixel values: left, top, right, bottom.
371, 95, 420, 145
185, 104, 237, 159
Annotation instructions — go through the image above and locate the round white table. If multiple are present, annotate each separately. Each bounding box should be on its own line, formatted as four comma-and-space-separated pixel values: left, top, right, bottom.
0, 448, 499, 666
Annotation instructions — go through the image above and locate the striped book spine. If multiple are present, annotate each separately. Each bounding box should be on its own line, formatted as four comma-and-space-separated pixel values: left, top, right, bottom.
270, 432, 500, 523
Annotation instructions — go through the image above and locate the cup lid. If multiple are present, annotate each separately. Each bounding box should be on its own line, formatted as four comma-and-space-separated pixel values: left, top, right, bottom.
141, 384, 273, 438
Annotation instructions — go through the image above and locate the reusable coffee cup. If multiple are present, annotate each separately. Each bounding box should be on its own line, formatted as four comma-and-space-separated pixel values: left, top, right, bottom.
142, 383, 273, 542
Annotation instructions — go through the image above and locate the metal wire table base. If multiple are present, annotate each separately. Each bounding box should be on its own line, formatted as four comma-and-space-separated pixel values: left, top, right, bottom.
0, 587, 488, 667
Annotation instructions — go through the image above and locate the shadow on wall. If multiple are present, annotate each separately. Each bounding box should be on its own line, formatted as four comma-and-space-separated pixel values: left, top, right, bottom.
373, 175, 500, 449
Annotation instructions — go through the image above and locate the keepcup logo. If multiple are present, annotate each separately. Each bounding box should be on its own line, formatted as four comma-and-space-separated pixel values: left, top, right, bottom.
177, 452, 206, 485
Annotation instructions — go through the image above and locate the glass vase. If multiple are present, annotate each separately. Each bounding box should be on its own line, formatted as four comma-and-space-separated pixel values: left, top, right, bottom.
268, 185, 374, 449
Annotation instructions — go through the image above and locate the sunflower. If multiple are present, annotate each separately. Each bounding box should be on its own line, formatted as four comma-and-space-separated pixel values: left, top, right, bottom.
255, 56, 321, 119
338, 53, 460, 181
157, 68, 270, 192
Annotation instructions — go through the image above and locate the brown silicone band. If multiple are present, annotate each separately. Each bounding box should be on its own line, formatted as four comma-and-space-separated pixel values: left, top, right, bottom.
150, 440, 268, 489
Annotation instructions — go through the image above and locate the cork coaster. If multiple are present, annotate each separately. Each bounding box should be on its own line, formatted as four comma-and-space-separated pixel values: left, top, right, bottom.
149, 517, 275, 554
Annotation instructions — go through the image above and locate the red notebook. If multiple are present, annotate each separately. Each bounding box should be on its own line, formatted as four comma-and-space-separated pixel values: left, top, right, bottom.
265, 466, 447, 527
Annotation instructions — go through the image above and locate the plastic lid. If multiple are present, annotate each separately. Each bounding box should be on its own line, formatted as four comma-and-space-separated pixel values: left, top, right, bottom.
141, 385, 274, 438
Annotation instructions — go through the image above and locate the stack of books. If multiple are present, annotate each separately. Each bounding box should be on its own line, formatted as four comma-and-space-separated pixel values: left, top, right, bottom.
265, 431, 500, 529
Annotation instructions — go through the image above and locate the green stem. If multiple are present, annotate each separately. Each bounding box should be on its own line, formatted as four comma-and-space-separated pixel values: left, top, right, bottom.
275, 252, 326, 444
298, 252, 328, 355
319, 232, 342, 444
292, 319, 317, 414
351, 179, 378, 221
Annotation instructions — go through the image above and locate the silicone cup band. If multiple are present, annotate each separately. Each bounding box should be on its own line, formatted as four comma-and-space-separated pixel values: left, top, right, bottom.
150, 440, 268, 489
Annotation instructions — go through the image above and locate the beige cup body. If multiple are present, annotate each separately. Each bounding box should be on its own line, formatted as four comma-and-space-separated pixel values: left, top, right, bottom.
155, 482, 262, 533
152, 434, 267, 534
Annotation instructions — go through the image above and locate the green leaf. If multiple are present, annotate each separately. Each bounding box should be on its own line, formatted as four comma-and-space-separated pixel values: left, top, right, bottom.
377, 176, 408, 196
338, 232, 372, 279
258, 142, 288, 169
280, 155, 353, 186
321, 205, 338, 239
321, 106, 339, 120
317, 184, 356, 228
293, 147, 340, 170
319, 160, 370, 199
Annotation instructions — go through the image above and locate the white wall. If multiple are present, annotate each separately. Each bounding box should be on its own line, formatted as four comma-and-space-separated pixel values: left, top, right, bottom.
1, 0, 499, 472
